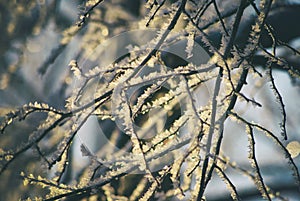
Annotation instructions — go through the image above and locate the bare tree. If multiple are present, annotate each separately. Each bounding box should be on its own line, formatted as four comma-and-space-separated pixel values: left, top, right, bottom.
1, 0, 300, 200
